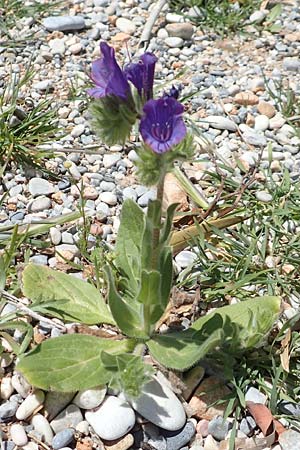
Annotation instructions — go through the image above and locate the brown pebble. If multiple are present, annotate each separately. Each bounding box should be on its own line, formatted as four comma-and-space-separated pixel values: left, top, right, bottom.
189, 376, 231, 420
234, 92, 259, 106
196, 419, 209, 437
257, 101, 276, 118
103, 433, 134, 450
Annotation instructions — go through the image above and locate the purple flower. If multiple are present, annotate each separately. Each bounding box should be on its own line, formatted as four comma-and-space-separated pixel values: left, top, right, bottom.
87, 42, 130, 100
165, 84, 182, 100
125, 52, 158, 100
139, 97, 187, 154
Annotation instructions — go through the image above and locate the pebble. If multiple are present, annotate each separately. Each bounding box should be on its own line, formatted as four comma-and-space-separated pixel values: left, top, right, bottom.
257, 101, 276, 118
255, 191, 273, 203
85, 396, 135, 440
207, 416, 232, 441
175, 251, 198, 269
99, 192, 117, 206
165, 37, 184, 48
10, 424, 28, 446
165, 23, 194, 40
16, 390, 45, 420
50, 227, 62, 245
234, 92, 259, 106
245, 387, 266, 404
71, 124, 85, 138
28, 196, 52, 213
269, 115, 286, 129
73, 386, 107, 409
49, 39, 66, 56
163, 421, 195, 450
189, 377, 231, 420
52, 429, 75, 450
43, 16, 86, 32
242, 131, 267, 147
279, 429, 300, 450
137, 190, 156, 207
50, 404, 83, 434
115, 18, 136, 35
129, 376, 186, 431
0, 400, 19, 421
204, 116, 237, 132
249, 10, 266, 24
122, 187, 137, 201
103, 154, 122, 168
283, 58, 300, 72
31, 414, 54, 444
278, 401, 300, 417
11, 373, 31, 398
254, 115, 269, 131
33, 80, 53, 91
239, 416, 256, 436
0, 377, 14, 400
103, 433, 134, 450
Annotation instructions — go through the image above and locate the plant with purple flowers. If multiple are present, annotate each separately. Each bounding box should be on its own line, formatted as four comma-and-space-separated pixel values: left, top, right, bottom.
18, 43, 281, 400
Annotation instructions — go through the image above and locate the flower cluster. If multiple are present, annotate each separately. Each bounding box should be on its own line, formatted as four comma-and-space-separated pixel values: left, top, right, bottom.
88, 42, 187, 155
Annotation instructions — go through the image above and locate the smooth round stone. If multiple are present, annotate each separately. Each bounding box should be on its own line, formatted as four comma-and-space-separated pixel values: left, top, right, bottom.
29, 255, 48, 265
42, 16, 86, 32
254, 115, 269, 131
103, 153, 121, 168
73, 386, 107, 409
50, 404, 83, 434
49, 38, 66, 55
28, 196, 52, 213
162, 421, 195, 450
52, 429, 74, 450
207, 416, 232, 441
283, 58, 300, 72
175, 251, 197, 269
243, 132, 267, 147
0, 377, 14, 400
50, 227, 62, 245
245, 387, 266, 404
129, 377, 186, 431
279, 430, 300, 450
33, 80, 53, 91
71, 124, 85, 138
165, 37, 184, 48
31, 414, 54, 444
204, 116, 237, 132
85, 396, 135, 440
16, 390, 45, 420
137, 190, 156, 207
28, 178, 54, 197
116, 18, 136, 35
166, 13, 183, 23
10, 424, 28, 446
122, 187, 137, 201
255, 191, 273, 203
165, 23, 194, 40
0, 400, 19, 421
249, 10, 266, 23
99, 192, 117, 206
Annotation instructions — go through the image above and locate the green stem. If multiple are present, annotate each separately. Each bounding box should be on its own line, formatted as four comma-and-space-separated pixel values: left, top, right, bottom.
151, 170, 166, 270
143, 166, 166, 337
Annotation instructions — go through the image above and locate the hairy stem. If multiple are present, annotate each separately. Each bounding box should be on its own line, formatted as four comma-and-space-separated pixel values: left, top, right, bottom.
151, 170, 165, 270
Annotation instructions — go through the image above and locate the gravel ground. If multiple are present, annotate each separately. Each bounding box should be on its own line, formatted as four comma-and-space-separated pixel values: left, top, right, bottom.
0, 0, 300, 449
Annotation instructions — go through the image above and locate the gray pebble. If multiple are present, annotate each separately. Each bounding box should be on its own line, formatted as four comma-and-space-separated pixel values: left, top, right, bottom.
208, 416, 232, 441
279, 430, 300, 450
29, 255, 48, 265
278, 401, 300, 417
1, 441, 15, 450
239, 416, 257, 436
52, 429, 74, 450
0, 400, 19, 421
165, 37, 184, 48
137, 190, 156, 207
50, 404, 83, 434
43, 16, 86, 32
33, 80, 53, 91
283, 58, 300, 72
245, 387, 266, 404
123, 187, 137, 201
163, 421, 195, 450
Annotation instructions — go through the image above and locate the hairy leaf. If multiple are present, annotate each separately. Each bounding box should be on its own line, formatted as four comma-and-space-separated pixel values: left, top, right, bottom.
17, 334, 135, 392
22, 264, 114, 325
190, 296, 281, 348
104, 265, 147, 339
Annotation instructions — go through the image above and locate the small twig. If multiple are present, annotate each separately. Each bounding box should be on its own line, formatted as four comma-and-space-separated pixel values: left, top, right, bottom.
0, 290, 66, 332
138, 0, 168, 49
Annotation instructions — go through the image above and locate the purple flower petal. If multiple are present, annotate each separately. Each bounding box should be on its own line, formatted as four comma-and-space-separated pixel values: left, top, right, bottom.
125, 52, 157, 100
139, 97, 187, 154
88, 42, 130, 100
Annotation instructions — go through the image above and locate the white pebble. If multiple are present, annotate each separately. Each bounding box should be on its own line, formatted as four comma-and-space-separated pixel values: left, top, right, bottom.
31, 414, 54, 444
99, 192, 117, 206
1, 377, 14, 400
73, 386, 107, 409
255, 191, 273, 203
10, 424, 28, 446
11, 372, 31, 398
16, 390, 45, 420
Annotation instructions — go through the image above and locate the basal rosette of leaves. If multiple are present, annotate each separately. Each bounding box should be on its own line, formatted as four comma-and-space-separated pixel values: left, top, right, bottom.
17, 43, 281, 397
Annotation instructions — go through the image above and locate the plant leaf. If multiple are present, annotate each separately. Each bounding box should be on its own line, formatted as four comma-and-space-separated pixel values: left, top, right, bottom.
148, 315, 224, 371
22, 264, 114, 325
191, 296, 281, 349
115, 199, 145, 293
17, 334, 135, 392
104, 265, 147, 339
